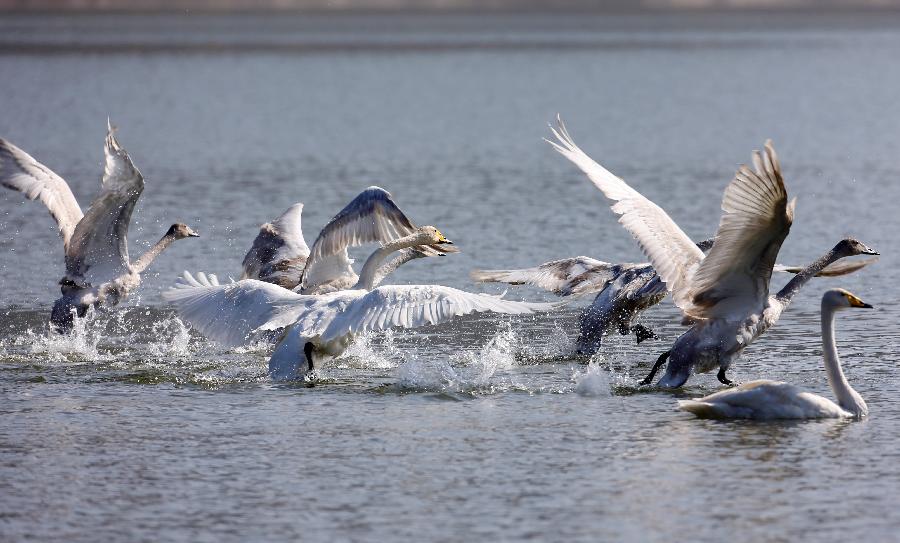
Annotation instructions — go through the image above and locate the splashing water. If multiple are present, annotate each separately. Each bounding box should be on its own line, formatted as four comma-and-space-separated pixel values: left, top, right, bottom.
17, 309, 107, 362
147, 316, 193, 357
573, 360, 610, 397
337, 329, 401, 370
394, 323, 529, 393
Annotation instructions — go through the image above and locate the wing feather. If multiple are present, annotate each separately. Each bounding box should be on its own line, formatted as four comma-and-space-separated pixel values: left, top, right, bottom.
163, 271, 317, 348
688, 141, 793, 318
299, 186, 418, 292
546, 117, 705, 313
65, 122, 144, 284
0, 138, 84, 251
241, 202, 310, 289
320, 285, 561, 343
471, 256, 642, 297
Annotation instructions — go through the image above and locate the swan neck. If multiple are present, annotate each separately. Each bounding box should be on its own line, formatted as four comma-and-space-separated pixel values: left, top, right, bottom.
132, 233, 176, 274
353, 234, 421, 291
821, 303, 867, 416
777, 247, 841, 305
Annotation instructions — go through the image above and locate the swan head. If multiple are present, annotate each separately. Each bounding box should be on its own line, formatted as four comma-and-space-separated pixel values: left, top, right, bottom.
415, 226, 453, 246
823, 288, 873, 311
834, 238, 879, 257
167, 223, 200, 240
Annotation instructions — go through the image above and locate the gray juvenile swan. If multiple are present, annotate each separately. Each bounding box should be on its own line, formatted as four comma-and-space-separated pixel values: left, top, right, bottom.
0, 121, 199, 331
679, 289, 873, 420
547, 117, 877, 388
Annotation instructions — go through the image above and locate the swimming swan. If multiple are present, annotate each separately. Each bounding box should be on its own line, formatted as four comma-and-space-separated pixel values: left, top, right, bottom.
0, 121, 199, 331
164, 226, 559, 380
679, 289, 873, 420
547, 117, 877, 387
472, 250, 876, 355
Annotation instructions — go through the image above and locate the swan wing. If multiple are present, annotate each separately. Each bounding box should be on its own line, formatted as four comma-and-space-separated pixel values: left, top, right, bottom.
687, 141, 793, 319
163, 271, 321, 348
65, 122, 144, 284
0, 138, 84, 251
299, 186, 420, 292
241, 202, 310, 289
320, 284, 562, 343
471, 257, 640, 298
546, 117, 705, 313
773, 256, 878, 278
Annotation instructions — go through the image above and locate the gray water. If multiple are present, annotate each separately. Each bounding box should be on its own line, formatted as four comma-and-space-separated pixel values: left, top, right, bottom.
1, 11, 899, 542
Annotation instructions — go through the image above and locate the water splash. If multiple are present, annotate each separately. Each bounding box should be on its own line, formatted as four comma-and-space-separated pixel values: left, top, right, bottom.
17, 309, 107, 362
394, 323, 528, 394
147, 315, 192, 357
573, 360, 610, 397
337, 329, 400, 370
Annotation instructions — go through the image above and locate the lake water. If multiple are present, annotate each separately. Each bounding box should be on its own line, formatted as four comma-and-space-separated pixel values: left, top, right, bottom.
1, 11, 899, 542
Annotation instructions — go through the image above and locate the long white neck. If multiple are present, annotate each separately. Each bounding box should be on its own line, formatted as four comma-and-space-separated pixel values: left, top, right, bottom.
776, 245, 846, 306
131, 233, 177, 275
353, 233, 427, 291
821, 303, 868, 416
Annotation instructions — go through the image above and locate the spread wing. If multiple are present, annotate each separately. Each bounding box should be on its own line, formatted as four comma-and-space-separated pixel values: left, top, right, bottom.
320, 284, 562, 343
687, 141, 794, 319
0, 138, 84, 252
65, 122, 144, 284
299, 186, 420, 293
773, 257, 878, 277
163, 271, 318, 348
470, 257, 643, 298
241, 202, 310, 289
547, 117, 705, 313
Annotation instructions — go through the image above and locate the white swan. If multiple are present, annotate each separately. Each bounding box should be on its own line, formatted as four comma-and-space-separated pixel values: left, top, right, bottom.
679, 289, 872, 420
547, 118, 878, 387
297, 186, 456, 295
472, 249, 876, 355
164, 226, 559, 380
0, 121, 199, 331
241, 202, 310, 289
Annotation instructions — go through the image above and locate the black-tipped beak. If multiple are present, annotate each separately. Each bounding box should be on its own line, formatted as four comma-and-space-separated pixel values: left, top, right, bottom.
860, 302, 874, 309
189, 232, 200, 237
441, 239, 454, 245
867, 250, 880, 256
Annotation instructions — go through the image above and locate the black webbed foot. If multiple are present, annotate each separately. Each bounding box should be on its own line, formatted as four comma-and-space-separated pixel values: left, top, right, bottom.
630, 324, 658, 344
717, 367, 736, 387
639, 350, 671, 386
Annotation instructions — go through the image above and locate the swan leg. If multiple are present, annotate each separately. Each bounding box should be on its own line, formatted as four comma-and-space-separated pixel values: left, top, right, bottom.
630, 324, 658, 344
304, 342, 315, 371
639, 350, 670, 386
716, 367, 735, 386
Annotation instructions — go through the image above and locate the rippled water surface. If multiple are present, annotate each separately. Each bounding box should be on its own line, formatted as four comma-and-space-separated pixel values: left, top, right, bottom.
1, 11, 899, 542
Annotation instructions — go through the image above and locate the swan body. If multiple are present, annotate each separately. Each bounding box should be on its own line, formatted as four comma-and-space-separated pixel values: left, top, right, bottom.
679, 289, 872, 419
0, 122, 199, 331
165, 227, 559, 380
547, 117, 877, 387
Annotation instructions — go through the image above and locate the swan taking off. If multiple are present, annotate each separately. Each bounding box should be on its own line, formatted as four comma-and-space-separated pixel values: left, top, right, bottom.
679, 289, 873, 420
547, 117, 877, 387
165, 226, 559, 380
471, 248, 876, 355
0, 121, 199, 331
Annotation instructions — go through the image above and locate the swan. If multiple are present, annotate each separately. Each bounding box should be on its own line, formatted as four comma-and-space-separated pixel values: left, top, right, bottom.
547, 118, 878, 387
0, 121, 199, 331
472, 249, 876, 355
164, 226, 559, 380
678, 289, 873, 420
241, 202, 310, 289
